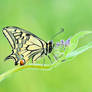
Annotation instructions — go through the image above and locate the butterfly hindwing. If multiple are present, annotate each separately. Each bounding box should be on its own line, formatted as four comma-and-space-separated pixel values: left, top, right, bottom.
3, 26, 47, 65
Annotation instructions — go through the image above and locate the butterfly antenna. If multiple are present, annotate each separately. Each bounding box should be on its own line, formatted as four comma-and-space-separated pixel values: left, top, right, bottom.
51, 28, 64, 40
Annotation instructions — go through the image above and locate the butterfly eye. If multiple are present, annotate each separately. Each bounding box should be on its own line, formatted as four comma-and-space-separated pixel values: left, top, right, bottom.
20, 60, 25, 65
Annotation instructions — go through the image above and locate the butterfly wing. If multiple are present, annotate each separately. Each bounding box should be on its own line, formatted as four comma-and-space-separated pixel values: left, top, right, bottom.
3, 26, 47, 65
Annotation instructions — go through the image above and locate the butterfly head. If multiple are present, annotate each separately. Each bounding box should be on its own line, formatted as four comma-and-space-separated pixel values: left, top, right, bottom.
48, 40, 54, 53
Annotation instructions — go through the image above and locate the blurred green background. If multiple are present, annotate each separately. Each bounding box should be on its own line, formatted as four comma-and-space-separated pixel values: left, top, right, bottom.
0, 0, 92, 92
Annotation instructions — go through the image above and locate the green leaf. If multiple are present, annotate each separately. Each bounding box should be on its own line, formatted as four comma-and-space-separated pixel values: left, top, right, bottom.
65, 31, 92, 55
67, 41, 92, 58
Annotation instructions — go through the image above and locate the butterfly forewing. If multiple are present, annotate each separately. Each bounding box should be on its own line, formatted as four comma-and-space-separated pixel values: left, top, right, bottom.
3, 26, 47, 65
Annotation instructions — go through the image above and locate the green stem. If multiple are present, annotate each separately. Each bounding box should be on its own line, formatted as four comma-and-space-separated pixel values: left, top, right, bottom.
0, 61, 61, 82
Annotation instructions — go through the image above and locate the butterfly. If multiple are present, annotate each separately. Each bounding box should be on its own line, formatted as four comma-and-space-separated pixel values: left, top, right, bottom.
2, 26, 54, 65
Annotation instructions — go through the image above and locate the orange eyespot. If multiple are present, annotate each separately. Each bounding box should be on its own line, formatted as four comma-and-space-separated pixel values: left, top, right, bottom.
20, 60, 25, 65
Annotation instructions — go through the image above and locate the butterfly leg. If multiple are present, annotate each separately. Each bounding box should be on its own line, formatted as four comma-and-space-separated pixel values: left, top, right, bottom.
47, 55, 53, 64
52, 53, 58, 62
43, 56, 45, 66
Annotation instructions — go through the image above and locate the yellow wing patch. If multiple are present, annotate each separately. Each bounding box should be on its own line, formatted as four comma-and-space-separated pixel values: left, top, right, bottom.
3, 29, 15, 49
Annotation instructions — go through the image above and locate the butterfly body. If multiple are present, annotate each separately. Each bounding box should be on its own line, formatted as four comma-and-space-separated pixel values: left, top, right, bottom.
3, 26, 53, 65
